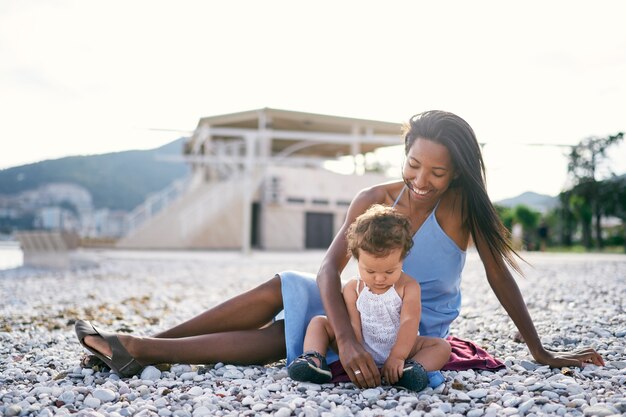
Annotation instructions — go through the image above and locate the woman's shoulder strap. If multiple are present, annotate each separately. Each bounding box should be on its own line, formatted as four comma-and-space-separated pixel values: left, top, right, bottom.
392, 184, 407, 208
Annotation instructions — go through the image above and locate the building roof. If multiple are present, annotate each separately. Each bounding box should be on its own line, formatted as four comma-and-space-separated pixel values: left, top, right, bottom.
193, 108, 404, 158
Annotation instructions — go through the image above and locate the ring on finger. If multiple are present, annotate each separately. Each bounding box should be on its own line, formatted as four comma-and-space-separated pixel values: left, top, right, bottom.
354, 369, 362, 375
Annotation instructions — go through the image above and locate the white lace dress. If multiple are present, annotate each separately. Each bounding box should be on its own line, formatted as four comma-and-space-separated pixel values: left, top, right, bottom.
355, 279, 403, 366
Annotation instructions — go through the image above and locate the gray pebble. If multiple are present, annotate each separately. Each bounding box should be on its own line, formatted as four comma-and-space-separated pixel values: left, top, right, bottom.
140, 366, 162, 381
583, 404, 619, 416
520, 360, 538, 371
83, 395, 101, 408
92, 388, 116, 402
467, 388, 489, 399
4, 405, 22, 417
361, 388, 380, 400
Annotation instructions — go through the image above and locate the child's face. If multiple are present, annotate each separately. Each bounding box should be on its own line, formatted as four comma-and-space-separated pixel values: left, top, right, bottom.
357, 248, 404, 294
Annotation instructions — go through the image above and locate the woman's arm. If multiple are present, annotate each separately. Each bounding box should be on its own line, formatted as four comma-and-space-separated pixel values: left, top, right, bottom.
474, 231, 604, 367
317, 187, 382, 388
342, 280, 364, 344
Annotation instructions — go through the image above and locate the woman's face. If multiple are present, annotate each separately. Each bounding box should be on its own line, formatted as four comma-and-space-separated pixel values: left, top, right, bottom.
402, 138, 456, 203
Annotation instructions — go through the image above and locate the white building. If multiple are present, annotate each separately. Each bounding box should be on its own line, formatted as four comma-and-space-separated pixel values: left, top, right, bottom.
117, 108, 404, 251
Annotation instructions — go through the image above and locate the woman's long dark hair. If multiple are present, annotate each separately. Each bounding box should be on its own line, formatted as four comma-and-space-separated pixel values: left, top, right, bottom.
403, 110, 523, 275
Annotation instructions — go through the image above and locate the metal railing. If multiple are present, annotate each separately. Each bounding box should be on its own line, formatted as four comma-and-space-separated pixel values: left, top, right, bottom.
124, 178, 191, 234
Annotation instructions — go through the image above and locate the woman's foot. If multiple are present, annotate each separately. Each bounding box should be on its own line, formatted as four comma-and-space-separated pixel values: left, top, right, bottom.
84, 334, 113, 358
75, 320, 145, 377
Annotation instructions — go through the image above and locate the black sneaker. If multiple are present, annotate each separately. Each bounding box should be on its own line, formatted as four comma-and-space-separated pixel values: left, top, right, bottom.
288, 351, 332, 384
395, 360, 429, 392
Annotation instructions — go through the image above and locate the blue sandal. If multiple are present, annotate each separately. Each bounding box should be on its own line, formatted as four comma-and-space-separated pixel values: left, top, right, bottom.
288, 351, 332, 384
395, 360, 429, 392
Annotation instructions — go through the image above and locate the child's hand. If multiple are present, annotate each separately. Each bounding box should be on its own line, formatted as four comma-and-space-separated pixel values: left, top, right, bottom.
382, 356, 405, 385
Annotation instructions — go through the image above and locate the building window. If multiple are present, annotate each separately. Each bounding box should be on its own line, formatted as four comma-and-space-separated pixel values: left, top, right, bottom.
312, 199, 329, 205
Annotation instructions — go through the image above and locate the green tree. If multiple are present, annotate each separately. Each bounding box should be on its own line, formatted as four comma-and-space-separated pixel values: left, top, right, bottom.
494, 204, 514, 231
599, 175, 626, 252
567, 132, 624, 249
569, 190, 593, 249
557, 191, 575, 246
513, 204, 540, 250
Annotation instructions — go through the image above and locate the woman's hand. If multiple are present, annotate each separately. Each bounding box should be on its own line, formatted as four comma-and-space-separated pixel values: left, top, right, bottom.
339, 339, 381, 388
533, 346, 605, 368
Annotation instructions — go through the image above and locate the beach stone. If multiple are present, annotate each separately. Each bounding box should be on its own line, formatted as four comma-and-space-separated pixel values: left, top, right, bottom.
274, 408, 292, 417
568, 399, 587, 408
84, 395, 101, 408
361, 388, 380, 400
252, 403, 267, 411
518, 398, 535, 414
180, 372, 196, 381
566, 384, 584, 395
140, 366, 161, 381
5, 405, 22, 417
590, 327, 612, 338
266, 383, 282, 391
297, 383, 322, 392
191, 406, 211, 416
583, 404, 619, 416
450, 390, 471, 402
170, 364, 193, 375
58, 390, 76, 404
222, 369, 244, 379
467, 389, 489, 399
520, 360, 538, 371
467, 409, 484, 417
92, 388, 116, 402
187, 386, 203, 396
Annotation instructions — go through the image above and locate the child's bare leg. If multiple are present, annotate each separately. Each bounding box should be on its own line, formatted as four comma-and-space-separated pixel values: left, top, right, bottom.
409, 336, 451, 371
302, 315, 336, 364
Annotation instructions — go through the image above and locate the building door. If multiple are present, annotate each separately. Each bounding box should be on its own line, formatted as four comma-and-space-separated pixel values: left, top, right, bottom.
305, 212, 334, 249
251, 202, 260, 248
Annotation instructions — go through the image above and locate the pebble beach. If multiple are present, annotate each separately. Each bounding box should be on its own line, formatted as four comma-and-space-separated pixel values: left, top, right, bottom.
1, 249, 625, 417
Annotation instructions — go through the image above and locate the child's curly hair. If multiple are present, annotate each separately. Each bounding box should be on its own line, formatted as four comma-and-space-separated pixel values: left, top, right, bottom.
346, 204, 413, 260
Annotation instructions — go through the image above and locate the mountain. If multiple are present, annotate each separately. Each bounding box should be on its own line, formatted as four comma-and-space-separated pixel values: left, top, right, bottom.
0, 139, 190, 211
495, 191, 558, 213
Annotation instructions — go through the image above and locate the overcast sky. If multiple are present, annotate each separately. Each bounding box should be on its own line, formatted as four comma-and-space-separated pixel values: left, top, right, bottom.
1, 0, 624, 201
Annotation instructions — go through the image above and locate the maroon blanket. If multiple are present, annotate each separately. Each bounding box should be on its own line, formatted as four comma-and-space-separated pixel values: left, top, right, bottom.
442, 336, 505, 371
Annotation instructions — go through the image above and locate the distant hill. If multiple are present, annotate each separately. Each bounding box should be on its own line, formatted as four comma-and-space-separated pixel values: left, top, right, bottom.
495, 191, 558, 213
0, 139, 190, 211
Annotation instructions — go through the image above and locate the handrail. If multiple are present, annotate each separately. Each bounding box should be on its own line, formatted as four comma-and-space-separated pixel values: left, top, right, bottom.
124, 177, 191, 234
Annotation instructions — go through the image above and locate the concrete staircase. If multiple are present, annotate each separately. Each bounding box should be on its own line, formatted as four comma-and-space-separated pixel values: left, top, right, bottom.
116, 176, 246, 249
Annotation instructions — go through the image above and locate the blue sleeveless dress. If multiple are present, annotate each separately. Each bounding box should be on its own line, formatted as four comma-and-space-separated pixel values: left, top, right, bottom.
278, 185, 466, 386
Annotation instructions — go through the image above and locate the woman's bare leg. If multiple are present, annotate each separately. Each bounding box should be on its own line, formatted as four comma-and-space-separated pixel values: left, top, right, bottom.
154, 275, 283, 338
82, 275, 285, 364
135, 320, 286, 365
85, 321, 286, 366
